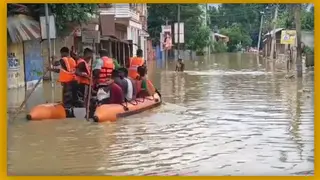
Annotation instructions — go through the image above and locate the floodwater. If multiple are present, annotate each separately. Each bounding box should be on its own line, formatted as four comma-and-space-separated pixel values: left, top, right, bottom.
8, 53, 314, 175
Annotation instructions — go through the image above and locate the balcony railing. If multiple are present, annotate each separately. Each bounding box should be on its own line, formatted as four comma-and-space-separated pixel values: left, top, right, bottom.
99, 4, 140, 22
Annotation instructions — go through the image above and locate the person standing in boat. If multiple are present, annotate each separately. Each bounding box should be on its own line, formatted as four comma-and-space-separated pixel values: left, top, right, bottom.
48, 47, 78, 115
128, 49, 145, 80
75, 48, 93, 105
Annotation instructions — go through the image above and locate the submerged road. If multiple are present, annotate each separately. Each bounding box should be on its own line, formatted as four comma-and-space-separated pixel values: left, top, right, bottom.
8, 53, 314, 175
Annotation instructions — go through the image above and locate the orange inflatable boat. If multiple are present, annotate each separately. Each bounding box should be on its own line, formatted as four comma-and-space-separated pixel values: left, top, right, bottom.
27, 93, 161, 122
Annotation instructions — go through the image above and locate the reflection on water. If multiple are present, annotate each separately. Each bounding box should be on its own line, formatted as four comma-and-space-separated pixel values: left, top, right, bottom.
8, 53, 314, 175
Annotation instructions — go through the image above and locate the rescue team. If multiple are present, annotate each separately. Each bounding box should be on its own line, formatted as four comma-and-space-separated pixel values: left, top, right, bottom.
48, 47, 156, 118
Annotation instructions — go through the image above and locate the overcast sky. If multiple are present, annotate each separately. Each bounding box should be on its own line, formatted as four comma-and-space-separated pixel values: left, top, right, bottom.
208, 4, 220, 8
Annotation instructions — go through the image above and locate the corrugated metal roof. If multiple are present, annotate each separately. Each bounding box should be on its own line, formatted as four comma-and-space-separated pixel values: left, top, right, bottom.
7, 14, 41, 43
263, 28, 285, 37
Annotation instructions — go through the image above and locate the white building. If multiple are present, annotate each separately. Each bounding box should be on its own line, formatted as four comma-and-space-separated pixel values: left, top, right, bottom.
99, 3, 149, 61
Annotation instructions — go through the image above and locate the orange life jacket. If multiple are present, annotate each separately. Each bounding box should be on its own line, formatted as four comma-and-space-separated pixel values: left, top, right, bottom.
58, 57, 76, 83
76, 58, 91, 85
128, 57, 145, 79
98, 56, 115, 84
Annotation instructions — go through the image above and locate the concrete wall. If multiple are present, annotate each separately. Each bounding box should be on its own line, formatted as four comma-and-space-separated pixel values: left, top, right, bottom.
301, 31, 314, 48
40, 36, 74, 80
7, 42, 25, 89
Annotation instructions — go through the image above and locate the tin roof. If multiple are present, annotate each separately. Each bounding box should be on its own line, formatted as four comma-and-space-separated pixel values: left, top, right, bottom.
263, 28, 285, 37
7, 14, 41, 43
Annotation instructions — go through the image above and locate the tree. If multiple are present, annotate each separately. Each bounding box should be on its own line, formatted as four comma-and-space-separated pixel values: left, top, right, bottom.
277, 4, 314, 30
187, 26, 211, 55
220, 24, 252, 52
147, 4, 206, 51
8, 4, 100, 36
208, 4, 269, 46
207, 4, 313, 47
50, 4, 98, 33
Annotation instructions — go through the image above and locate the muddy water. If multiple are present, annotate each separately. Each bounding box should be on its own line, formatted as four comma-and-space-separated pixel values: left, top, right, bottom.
8, 53, 314, 175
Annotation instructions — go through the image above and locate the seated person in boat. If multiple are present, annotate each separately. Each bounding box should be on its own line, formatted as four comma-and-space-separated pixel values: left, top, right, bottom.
96, 70, 124, 105
48, 47, 78, 111
118, 67, 136, 101
112, 69, 128, 100
75, 48, 93, 105
175, 58, 185, 72
136, 66, 156, 98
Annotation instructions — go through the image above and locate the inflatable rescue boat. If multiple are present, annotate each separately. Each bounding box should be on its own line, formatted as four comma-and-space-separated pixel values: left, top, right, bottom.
27, 93, 161, 122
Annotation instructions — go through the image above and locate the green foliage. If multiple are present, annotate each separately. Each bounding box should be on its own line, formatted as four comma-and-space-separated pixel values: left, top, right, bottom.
187, 26, 211, 55
277, 4, 314, 30
208, 4, 314, 48
147, 4, 206, 51
303, 45, 313, 54
220, 24, 252, 52
49, 4, 98, 35
301, 6, 314, 30
213, 41, 228, 53
11, 4, 99, 36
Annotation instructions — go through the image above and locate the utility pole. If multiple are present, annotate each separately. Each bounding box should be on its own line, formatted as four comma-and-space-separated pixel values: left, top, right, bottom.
295, 4, 302, 77
205, 4, 211, 57
177, 4, 181, 59
257, 11, 264, 53
45, 4, 53, 85
165, 17, 168, 62
269, 5, 278, 64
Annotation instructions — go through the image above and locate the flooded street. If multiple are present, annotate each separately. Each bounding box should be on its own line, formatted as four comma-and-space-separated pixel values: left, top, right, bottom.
8, 53, 314, 175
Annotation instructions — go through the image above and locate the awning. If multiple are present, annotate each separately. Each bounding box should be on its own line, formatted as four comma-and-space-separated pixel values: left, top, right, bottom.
7, 14, 41, 43
101, 35, 131, 44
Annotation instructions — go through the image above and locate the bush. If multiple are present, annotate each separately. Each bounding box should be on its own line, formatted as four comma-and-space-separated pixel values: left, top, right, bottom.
213, 41, 228, 53
303, 46, 314, 54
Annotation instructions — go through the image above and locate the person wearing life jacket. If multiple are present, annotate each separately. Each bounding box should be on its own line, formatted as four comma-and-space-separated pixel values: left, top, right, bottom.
48, 47, 77, 112
75, 48, 93, 105
93, 49, 115, 82
128, 49, 145, 80
135, 66, 156, 99
118, 67, 136, 101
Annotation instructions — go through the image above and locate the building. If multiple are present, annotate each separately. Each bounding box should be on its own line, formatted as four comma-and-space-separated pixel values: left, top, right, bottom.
7, 6, 43, 90
99, 3, 149, 61
262, 28, 314, 58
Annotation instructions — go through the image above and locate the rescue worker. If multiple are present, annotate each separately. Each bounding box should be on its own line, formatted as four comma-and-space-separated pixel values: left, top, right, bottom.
75, 48, 93, 105
93, 49, 115, 81
48, 47, 77, 115
135, 66, 156, 98
128, 49, 145, 80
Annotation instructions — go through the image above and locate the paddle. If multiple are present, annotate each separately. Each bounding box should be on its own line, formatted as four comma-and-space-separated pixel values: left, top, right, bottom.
85, 39, 96, 121
10, 69, 50, 122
